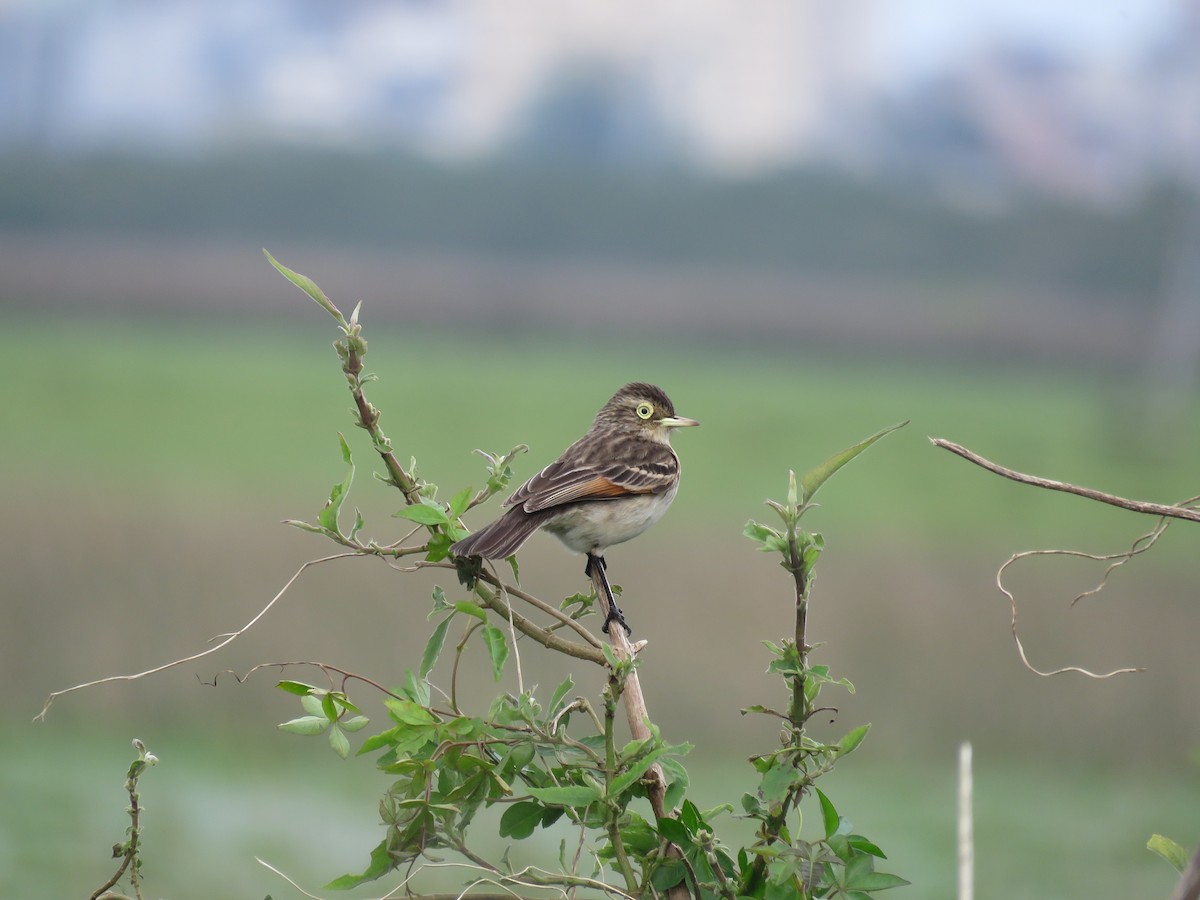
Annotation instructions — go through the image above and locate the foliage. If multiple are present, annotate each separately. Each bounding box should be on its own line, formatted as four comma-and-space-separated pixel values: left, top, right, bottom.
257, 254, 911, 897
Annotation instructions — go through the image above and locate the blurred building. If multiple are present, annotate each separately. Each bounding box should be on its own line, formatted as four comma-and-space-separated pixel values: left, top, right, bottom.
0, 0, 1193, 198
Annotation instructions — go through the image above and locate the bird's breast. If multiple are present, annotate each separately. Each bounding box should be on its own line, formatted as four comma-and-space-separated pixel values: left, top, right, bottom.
542, 484, 679, 555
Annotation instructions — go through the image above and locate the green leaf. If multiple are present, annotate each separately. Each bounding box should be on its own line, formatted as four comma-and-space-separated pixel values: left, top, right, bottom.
420, 615, 453, 679
329, 692, 361, 715
482, 625, 508, 681
385, 698, 437, 726
424, 532, 452, 562
341, 715, 370, 733
453, 600, 487, 621
300, 694, 325, 717
430, 585, 451, 613
393, 502, 450, 526
278, 716, 328, 736
547, 675, 574, 719
325, 838, 393, 889
744, 520, 789, 553
283, 519, 334, 536
816, 787, 840, 839
276, 681, 316, 696
799, 421, 907, 506
660, 756, 690, 812
649, 859, 686, 892
1147, 834, 1190, 872
357, 727, 398, 755
320, 692, 338, 722
448, 486, 473, 518
317, 433, 355, 534
848, 835, 887, 858
264, 249, 344, 323
499, 801, 545, 839
760, 758, 795, 808
525, 785, 601, 807
328, 726, 350, 758
403, 668, 430, 706
609, 747, 669, 797
838, 723, 871, 757
844, 870, 911, 891
656, 817, 693, 847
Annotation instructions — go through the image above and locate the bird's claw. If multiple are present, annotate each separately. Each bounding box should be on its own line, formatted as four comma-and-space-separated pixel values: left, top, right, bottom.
602, 604, 632, 636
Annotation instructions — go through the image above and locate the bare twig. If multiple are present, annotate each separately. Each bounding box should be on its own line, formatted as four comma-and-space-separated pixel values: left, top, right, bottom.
474, 570, 605, 652
488, 567, 526, 695
933, 437, 1196, 679
996, 533, 1158, 679
35, 553, 359, 721
931, 438, 1200, 523
210, 661, 406, 703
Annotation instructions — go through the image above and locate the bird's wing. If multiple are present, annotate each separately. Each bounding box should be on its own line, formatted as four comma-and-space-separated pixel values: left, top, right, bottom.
506, 439, 679, 513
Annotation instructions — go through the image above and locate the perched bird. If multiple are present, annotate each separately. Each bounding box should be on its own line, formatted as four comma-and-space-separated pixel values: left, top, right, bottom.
451, 382, 698, 634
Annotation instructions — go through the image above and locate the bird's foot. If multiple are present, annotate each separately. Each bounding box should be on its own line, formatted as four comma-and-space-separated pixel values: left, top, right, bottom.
584, 554, 608, 577
602, 603, 632, 636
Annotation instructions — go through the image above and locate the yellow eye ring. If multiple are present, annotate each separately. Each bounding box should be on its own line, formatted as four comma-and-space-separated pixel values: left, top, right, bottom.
636, 403, 654, 420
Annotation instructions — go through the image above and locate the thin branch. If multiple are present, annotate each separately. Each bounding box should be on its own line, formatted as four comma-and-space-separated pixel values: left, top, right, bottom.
475, 570, 605, 652
933, 438, 1199, 678
585, 567, 692, 900
930, 438, 1200, 523
587, 568, 664, 813
996, 532, 1159, 679
35, 552, 359, 721
211, 661, 406, 703
487, 564, 525, 695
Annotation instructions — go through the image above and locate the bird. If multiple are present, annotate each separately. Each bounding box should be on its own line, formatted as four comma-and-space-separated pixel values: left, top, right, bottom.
451, 382, 698, 634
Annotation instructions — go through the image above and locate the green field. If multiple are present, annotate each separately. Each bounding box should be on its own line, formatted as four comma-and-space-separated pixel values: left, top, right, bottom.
3, 312, 1197, 541
3, 314, 1198, 898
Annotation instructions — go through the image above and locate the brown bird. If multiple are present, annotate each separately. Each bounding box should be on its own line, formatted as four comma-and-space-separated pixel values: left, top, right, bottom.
451, 382, 698, 633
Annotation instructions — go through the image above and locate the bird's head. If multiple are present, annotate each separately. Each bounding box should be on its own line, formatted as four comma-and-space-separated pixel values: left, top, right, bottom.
594, 382, 699, 439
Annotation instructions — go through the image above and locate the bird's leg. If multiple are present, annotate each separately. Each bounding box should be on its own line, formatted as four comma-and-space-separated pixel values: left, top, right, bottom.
586, 553, 630, 635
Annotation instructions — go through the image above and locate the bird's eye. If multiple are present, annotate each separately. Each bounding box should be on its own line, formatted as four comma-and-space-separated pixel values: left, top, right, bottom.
636, 403, 654, 420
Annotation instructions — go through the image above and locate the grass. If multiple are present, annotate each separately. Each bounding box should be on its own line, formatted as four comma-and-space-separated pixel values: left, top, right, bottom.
3, 312, 1197, 553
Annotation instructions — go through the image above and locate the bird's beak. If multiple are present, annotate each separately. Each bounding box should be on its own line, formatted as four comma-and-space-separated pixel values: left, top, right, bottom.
661, 416, 699, 428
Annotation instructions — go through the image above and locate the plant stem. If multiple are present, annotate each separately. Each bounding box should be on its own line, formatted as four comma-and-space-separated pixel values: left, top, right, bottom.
473, 580, 607, 665
786, 518, 810, 727
603, 677, 641, 895
740, 519, 812, 897
90, 741, 155, 900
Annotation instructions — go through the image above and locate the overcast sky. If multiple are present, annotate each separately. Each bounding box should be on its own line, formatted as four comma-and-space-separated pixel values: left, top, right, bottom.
885, 0, 1178, 73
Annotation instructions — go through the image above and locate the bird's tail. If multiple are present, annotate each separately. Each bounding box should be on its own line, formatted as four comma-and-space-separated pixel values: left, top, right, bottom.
451, 506, 555, 560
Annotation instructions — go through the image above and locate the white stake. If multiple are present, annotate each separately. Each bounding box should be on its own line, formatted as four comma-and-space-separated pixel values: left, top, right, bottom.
958, 741, 974, 900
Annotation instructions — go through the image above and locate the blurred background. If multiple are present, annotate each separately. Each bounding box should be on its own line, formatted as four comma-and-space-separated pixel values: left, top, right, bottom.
2, 0, 1198, 897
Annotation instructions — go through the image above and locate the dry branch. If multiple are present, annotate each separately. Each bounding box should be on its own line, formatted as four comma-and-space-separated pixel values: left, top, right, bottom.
931, 438, 1200, 523
932, 437, 1197, 678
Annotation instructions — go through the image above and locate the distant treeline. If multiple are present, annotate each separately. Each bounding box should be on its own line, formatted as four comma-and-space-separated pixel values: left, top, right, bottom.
0, 149, 1186, 302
